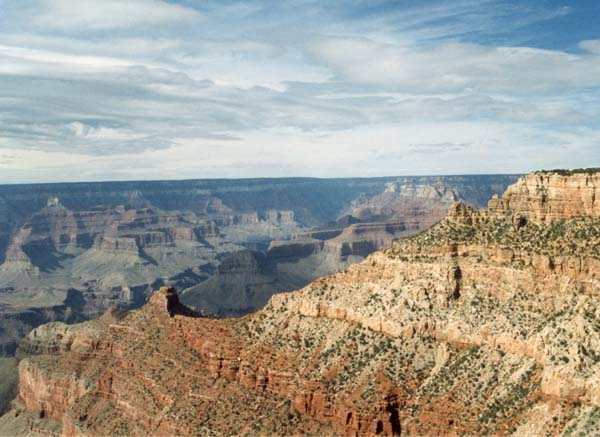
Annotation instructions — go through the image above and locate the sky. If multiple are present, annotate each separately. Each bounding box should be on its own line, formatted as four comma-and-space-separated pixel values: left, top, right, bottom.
0, 0, 599, 183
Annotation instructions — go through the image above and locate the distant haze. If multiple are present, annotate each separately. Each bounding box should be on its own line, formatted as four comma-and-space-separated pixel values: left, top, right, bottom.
0, 0, 599, 183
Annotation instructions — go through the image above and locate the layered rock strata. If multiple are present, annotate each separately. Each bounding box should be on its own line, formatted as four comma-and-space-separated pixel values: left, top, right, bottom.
5, 171, 600, 435
488, 172, 600, 223
0, 174, 519, 414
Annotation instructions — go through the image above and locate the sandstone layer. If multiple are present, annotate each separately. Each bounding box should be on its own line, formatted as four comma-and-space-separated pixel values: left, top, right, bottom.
4, 171, 600, 435
488, 172, 600, 223
0, 176, 520, 413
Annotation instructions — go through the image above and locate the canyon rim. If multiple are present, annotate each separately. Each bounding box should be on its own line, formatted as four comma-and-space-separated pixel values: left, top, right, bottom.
3, 171, 600, 435
1, 0, 600, 435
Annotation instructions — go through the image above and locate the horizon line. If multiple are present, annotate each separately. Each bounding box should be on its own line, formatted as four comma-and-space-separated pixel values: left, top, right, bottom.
0, 172, 529, 188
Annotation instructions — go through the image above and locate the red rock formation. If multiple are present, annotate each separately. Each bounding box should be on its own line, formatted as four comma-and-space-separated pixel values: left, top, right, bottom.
489, 172, 600, 222
8, 171, 600, 436
18, 359, 89, 421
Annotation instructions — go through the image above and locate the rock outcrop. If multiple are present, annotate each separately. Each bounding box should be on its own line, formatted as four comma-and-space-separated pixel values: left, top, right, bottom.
488, 171, 600, 223
343, 181, 464, 224
0, 174, 528, 434
5, 170, 600, 436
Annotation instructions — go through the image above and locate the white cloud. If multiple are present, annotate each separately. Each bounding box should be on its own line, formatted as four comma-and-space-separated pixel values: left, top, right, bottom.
0, 44, 137, 75
580, 40, 600, 55
0, 34, 183, 58
0, 0, 597, 182
306, 37, 600, 94
34, 0, 202, 30
0, 38, 594, 162
2, 120, 598, 183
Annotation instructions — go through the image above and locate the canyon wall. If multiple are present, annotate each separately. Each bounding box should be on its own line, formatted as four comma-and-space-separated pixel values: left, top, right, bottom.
5, 170, 600, 435
0, 175, 519, 413
489, 172, 600, 223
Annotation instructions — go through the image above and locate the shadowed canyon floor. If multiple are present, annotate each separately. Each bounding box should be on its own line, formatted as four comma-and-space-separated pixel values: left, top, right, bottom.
4, 171, 600, 435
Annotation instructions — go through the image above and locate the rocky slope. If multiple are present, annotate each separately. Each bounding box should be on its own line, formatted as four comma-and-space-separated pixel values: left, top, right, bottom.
0, 175, 519, 414
3, 170, 600, 435
0, 176, 517, 312
175, 178, 515, 316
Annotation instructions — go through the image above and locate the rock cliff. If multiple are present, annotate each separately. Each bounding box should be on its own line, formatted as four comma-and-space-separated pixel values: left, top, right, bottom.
0, 176, 517, 311
0, 175, 521, 424
488, 171, 600, 223
5, 170, 600, 435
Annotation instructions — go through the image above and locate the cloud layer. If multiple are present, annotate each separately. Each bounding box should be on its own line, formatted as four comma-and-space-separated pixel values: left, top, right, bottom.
0, 0, 598, 182
34, 0, 202, 30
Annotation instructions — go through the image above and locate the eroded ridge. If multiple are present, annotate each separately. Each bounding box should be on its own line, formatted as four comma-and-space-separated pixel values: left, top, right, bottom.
5, 171, 600, 436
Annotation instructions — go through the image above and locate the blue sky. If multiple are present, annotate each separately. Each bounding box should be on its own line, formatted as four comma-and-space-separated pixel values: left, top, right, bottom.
0, 0, 598, 183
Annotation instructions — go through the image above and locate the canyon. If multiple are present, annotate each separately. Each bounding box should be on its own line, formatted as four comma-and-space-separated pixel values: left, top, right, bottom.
3, 170, 600, 435
0, 175, 516, 359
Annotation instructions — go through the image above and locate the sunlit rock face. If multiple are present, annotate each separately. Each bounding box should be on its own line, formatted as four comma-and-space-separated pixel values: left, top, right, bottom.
488, 172, 600, 223
0, 175, 520, 414
6, 170, 600, 436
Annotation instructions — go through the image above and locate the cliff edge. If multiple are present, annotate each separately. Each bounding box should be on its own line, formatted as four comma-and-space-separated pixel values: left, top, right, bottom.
488, 171, 600, 223
4, 170, 600, 436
